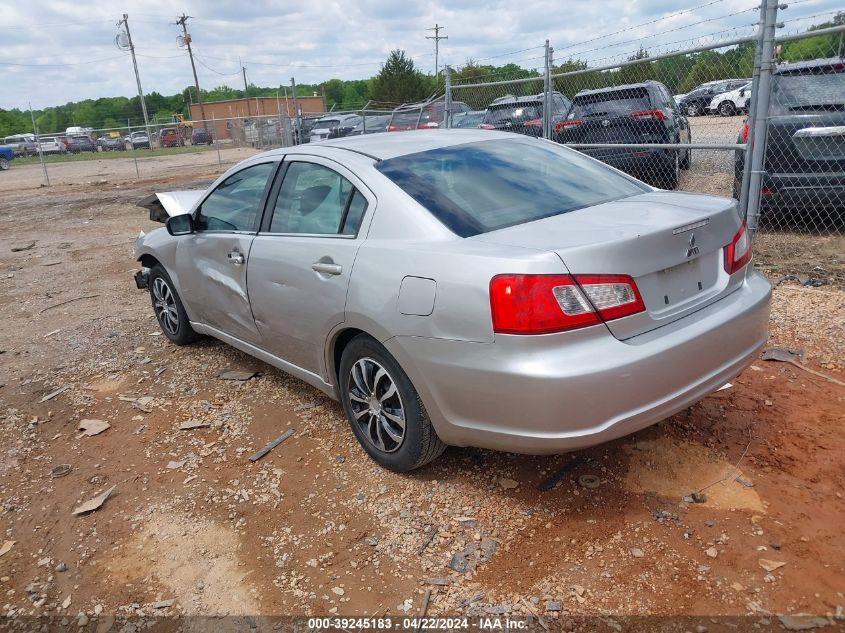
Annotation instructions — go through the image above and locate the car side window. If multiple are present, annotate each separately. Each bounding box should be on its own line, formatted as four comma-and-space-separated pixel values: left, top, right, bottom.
269, 162, 367, 236
196, 162, 275, 232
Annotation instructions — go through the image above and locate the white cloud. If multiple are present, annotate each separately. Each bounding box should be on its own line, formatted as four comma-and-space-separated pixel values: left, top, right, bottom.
0, 0, 840, 109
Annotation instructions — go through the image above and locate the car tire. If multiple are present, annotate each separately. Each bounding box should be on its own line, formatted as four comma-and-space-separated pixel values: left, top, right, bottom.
659, 151, 680, 190
719, 101, 736, 117
148, 265, 200, 346
338, 334, 446, 472
686, 103, 701, 117
0, 158, 9, 171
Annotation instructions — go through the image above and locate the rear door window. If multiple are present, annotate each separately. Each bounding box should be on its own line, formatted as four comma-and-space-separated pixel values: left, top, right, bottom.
571, 88, 652, 118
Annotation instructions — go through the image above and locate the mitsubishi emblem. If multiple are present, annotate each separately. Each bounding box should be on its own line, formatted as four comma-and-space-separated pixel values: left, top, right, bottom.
686, 233, 700, 258
601, 119, 611, 127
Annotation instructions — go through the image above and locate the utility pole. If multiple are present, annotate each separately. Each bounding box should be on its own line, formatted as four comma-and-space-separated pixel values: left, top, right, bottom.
116, 14, 151, 141
175, 13, 208, 133
241, 57, 251, 118
426, 24, 448, 77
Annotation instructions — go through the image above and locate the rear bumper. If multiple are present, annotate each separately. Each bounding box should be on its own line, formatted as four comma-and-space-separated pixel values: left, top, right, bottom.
582, 148, 674, 175
385, 270, 771, 454
762, 174, 845, 210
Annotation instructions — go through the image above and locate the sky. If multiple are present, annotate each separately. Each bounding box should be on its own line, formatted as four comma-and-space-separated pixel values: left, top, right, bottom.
0, 0, 841, 110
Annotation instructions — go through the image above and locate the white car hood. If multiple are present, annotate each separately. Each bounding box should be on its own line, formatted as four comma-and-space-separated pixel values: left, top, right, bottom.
137, 190, 204, 222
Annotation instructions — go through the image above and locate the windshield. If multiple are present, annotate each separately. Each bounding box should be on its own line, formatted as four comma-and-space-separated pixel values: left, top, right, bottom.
772, 69, 845, 111
571, 88, 652, 118
314, 119, 339, 129
483, 103, 542, 125
454, 112, 485, 128
390, 111, 422, 128
376, 138, 648, 237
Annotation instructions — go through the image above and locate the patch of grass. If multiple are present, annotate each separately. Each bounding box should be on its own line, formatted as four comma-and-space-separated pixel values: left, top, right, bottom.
13, 145, 214, 166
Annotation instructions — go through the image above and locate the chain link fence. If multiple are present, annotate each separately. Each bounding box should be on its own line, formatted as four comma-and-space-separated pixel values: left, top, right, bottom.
444, 3, 844, 244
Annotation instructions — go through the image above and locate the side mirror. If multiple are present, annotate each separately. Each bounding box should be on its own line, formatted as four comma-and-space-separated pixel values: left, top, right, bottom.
166, 214, 194, 236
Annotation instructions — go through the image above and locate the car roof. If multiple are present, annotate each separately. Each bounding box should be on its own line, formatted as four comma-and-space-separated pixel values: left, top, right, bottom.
574, 81, 663, 98
774, 57, 844, 74
264, 129, 520, 161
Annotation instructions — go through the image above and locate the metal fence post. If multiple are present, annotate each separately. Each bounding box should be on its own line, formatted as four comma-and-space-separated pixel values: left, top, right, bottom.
291, 77, 301, 145
128, 118, 140, 179
738, 0, 768, 225
745, 0, 779, 236
29, 102, 49, 187
543, 40, 551, 140
213, 116, 222, 167
444, 66, 453, 129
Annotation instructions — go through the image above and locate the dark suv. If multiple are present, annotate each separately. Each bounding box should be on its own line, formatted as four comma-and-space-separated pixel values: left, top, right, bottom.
67, 135, 96, 153
679, 78, 750, 116
734, 58, 845, 217
480, 92, 572, 137
558, 81, 691, 189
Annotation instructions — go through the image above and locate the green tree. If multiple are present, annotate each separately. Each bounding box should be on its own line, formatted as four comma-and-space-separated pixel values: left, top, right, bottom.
370, 50, 430, 105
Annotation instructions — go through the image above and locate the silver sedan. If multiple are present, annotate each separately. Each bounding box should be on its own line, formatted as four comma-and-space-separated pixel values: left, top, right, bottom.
133, 130, 771, 471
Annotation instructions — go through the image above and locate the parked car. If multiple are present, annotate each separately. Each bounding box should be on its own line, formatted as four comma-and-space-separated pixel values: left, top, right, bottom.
707, 82, 752, 116
452, 110, 486, 129
295, 117, 320, 144
3, 134, 38, 157
479, 92, 572, 137
387, 98, 471, 131
67, 135, 96, 153
38, 137, 64, 155
160, 127, 184, 148
679, 78, 750, 116
127, 131, 151, 150
309, 114, 361, 143
0, 145, 14, 170
133, 130, 771, 472
558, 81, 691, 189
96, 136, 125, 151
192, 127, 213, 145
733, 58, 845, 215
347, 114, 392, 136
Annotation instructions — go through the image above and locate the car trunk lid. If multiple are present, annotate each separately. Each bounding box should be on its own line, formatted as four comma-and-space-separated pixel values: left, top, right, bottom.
474, 191, 743, 340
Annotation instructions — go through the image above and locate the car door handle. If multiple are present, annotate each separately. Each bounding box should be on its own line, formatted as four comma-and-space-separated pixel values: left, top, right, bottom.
312, 262, 342, 275
227, 251, 245, 266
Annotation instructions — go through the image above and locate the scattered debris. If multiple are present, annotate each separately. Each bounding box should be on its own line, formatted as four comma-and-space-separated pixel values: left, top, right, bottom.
39, 385, 70, 403
331, 587, 345, 596
0, 541, 14, 557
38, 294, 100, 314
424, 577, 450, 586
294, 401, 318, 411
55, 562, 68, 572
132, 396, 154, 412
545, 600, 561, 612
364, 536, 380, 547
630, 547, 645, 558
778, 615, 832, 631
11, 241, 36, 252
166, 459, 187, 470
717, 382, 733, 391
50, 464, 72, 478
418, 588, 432, 625
735, 476, 755, 488
248, 429, 295, 462
762, 347, 845, 386
416, 526, 437, 555
179, 420, 211, 430
705, 547, 718, 558
78, 419, 110, 436
759, 559, 786, 572
61, 595, 71, 609
498, 477, 518, 490
72, 485, 116, 515
538, 458, 581, 491
578, 474, 601, 489
217, 368, 258, 381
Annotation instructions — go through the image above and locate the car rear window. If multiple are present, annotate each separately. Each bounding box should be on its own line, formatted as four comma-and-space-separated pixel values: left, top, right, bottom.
314, 119, 339, 128
772, 67, 845, 112
571, 87, 652, 118
376, 138, 648, 237
483, 103, 543, 125
390, 111, 422, 127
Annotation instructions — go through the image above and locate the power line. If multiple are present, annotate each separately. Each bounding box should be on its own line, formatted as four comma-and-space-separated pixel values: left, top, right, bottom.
553, 0, 734, 55
0, 55, 124, 67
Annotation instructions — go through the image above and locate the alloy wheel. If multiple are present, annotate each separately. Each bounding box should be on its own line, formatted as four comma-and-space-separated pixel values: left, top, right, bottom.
347, 357, 406, 453
152, 277, 179, 336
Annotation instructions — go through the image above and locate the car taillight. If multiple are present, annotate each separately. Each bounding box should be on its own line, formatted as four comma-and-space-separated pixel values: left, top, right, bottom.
555, 119, 584, 131
742, 121, 749, 142
523, 118, 543, 127
724, 220, 752, 275
418, 122, 439, 129
631, 109, 667, 121
490, 274, 645, 335
386, 125, 400, 132
479, 123, 495, 130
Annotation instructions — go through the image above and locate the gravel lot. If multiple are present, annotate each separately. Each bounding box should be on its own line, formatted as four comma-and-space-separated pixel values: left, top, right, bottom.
0, 145, 843, 629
